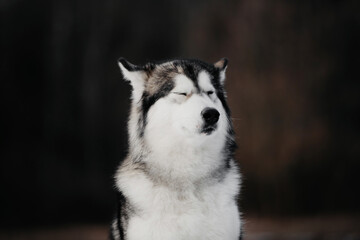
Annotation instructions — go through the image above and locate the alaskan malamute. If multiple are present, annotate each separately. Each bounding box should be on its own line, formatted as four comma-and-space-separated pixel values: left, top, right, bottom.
110, 58, 242, 240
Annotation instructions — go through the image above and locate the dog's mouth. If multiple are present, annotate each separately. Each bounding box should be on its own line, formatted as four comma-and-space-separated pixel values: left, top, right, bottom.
201, 124, 217, 135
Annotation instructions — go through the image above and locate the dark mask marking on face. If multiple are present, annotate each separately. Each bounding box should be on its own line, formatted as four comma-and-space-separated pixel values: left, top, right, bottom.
181, 63, 200, 91
138, 80, 174, 137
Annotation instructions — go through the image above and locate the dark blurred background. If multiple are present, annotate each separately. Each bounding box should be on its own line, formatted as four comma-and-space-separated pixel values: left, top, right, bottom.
1, 0, 360, 238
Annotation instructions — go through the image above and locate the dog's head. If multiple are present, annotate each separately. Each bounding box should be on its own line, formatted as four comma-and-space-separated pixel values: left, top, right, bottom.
119, 58, 235, 164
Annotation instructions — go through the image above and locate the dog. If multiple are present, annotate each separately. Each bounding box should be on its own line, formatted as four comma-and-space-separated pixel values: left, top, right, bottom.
110, 58, 242, 240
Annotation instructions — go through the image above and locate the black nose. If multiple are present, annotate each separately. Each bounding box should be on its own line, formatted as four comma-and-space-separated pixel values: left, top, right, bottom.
201, 108, 220, 125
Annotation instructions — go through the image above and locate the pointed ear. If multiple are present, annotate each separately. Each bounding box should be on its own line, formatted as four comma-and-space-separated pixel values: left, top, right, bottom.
118, 58, 147, 101
214, 58, 228, 86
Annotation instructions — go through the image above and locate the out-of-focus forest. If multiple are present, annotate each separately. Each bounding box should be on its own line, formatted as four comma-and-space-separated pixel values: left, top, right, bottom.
1, 0, 359, 239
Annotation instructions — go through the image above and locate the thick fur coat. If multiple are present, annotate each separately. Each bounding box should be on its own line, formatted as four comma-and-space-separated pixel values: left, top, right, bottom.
110, 58, 242, 240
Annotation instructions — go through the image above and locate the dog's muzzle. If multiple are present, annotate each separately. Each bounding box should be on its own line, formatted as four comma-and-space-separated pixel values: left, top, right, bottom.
201, 107, 219, 135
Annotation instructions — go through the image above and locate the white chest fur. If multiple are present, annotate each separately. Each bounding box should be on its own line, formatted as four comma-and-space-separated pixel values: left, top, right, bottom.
116, 166, 241, 240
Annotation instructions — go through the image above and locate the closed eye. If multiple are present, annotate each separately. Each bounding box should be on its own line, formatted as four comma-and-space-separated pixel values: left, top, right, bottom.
173, 92, 188, 96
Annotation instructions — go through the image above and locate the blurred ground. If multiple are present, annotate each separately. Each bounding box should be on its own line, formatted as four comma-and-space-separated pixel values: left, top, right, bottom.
243, 216, 360, 240
1, 216, 359, 240
0, 225, 108, 240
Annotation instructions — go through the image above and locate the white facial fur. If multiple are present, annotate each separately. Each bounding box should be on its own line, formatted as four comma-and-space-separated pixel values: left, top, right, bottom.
198, 70, 216, 94
143, 71, 229, 182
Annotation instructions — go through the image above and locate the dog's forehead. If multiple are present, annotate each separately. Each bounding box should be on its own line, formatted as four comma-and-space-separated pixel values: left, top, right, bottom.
174, 70, 213, 91
173, 74, 194, 91
197, 71, 214, 91
146, 60, 215, 94
145, 62, 180, 95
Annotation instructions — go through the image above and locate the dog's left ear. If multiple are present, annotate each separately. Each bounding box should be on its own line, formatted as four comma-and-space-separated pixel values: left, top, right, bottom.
118, 58, 148, 102
214, 58, 228, 86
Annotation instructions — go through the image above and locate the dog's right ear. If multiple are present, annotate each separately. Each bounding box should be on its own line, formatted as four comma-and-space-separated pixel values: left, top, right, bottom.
118, 58, 147, 101
214, 58, 228, 86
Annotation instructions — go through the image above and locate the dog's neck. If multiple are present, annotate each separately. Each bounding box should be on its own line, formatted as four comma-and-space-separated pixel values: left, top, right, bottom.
140, 138, 226, 186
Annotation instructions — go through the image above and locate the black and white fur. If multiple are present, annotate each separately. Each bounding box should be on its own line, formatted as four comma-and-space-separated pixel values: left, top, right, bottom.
110, 58, 242, 240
